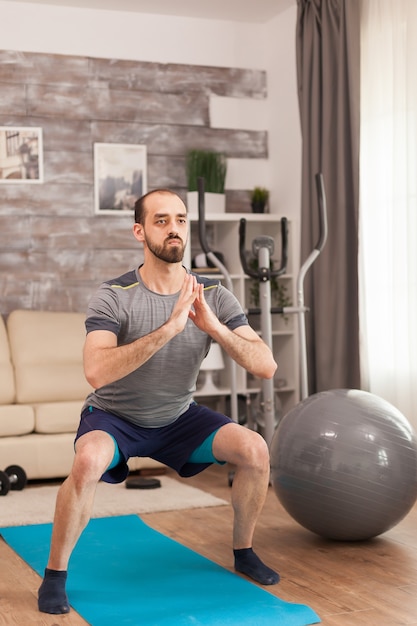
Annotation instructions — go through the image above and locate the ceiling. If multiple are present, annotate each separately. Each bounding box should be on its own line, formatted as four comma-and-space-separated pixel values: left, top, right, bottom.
11, 0, 295, 23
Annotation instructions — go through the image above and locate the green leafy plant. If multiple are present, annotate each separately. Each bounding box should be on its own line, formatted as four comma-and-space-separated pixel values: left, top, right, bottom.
250, 187, 269, 213
251, 186, 269, 204
249, 257, 292, 319
186, 149, 227, 194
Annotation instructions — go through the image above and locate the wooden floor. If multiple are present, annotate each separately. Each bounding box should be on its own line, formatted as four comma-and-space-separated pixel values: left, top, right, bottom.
1, 464, 417, 625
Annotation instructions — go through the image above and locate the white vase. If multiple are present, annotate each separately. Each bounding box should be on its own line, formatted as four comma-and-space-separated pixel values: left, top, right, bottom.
186, 191, 226, 217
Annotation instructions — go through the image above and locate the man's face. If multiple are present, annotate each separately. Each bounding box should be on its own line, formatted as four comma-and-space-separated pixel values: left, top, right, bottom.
139, 193, 188, 263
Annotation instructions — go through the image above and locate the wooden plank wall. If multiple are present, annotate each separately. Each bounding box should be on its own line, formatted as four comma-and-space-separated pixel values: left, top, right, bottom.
0, 50, 267, 316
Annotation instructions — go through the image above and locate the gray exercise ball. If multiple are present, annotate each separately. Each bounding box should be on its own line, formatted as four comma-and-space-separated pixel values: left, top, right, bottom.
270, 389, 417, 541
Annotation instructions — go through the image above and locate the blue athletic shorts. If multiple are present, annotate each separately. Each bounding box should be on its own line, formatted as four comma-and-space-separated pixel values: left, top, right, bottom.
75, 403, 232, 484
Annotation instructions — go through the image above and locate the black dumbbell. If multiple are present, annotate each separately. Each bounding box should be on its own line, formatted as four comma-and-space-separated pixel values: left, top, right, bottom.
0, 465, 27, 496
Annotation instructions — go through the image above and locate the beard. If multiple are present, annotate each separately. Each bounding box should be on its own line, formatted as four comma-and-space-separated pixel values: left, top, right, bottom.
144, 234, 185, 263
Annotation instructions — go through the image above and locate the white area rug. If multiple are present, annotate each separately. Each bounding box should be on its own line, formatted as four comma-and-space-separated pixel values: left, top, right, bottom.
0, 476, 229, 528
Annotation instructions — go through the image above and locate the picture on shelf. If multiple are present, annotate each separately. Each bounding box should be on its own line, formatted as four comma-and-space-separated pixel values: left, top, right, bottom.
0, 127, 43, 183
94, 143, 147, 215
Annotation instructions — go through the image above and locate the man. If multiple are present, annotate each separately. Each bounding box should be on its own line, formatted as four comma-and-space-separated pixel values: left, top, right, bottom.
38, 188, 279, 615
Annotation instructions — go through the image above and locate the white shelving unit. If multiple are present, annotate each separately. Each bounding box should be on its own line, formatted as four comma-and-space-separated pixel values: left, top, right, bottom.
186, 213, 300, 418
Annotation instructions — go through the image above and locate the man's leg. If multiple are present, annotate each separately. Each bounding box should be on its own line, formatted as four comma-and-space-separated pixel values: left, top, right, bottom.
212, 422, 279, 585
38, 430, 115, 614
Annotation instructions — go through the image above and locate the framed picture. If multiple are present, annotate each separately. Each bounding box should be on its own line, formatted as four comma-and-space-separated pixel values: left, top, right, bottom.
94, 143, 147, 215
0, 127, 43, 183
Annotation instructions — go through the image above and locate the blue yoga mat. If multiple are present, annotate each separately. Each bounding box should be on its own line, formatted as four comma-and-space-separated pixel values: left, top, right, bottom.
2, 515, 320, 625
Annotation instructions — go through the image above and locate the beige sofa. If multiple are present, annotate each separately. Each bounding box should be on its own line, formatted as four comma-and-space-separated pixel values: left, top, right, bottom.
0, 310, 163, 480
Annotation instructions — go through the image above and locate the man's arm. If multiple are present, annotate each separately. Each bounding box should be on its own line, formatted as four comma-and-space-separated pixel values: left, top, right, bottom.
83, 324, 175, 389
84, 273, 199, 389
214, 324, 277, 380
189, 283, 277, 379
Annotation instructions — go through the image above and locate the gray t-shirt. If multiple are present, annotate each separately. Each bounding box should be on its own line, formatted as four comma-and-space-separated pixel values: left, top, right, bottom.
82, 267, 248, 427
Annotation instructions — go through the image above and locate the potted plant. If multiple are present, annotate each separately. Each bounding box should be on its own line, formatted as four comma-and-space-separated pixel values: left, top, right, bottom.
250, 186, 269, 213
186, 149, 227, 215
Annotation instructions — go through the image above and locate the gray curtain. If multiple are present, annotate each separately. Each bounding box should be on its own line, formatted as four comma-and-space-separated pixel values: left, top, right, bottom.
296, 0, 361, 393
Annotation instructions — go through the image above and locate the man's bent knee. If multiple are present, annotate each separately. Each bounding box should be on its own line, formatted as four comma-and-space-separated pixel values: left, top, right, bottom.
244, 432, 270, 469
73, 432, 115, 483
213, 424, 269, 469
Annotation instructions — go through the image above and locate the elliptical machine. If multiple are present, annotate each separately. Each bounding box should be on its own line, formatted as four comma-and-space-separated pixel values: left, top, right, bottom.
238, 218, 288, 447
196, 173, 327, 447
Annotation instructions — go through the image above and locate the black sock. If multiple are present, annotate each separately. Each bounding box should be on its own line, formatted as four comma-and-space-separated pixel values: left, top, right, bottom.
38, 568, 70, 614
234, 548, 280, 585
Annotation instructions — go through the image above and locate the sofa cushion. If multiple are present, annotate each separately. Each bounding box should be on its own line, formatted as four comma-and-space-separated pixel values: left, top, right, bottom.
0, 316, 16, 404
34, 400, 83, 434
0, 404, 35, 436
7, 310, 93, 404
0, 432, 76, 480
